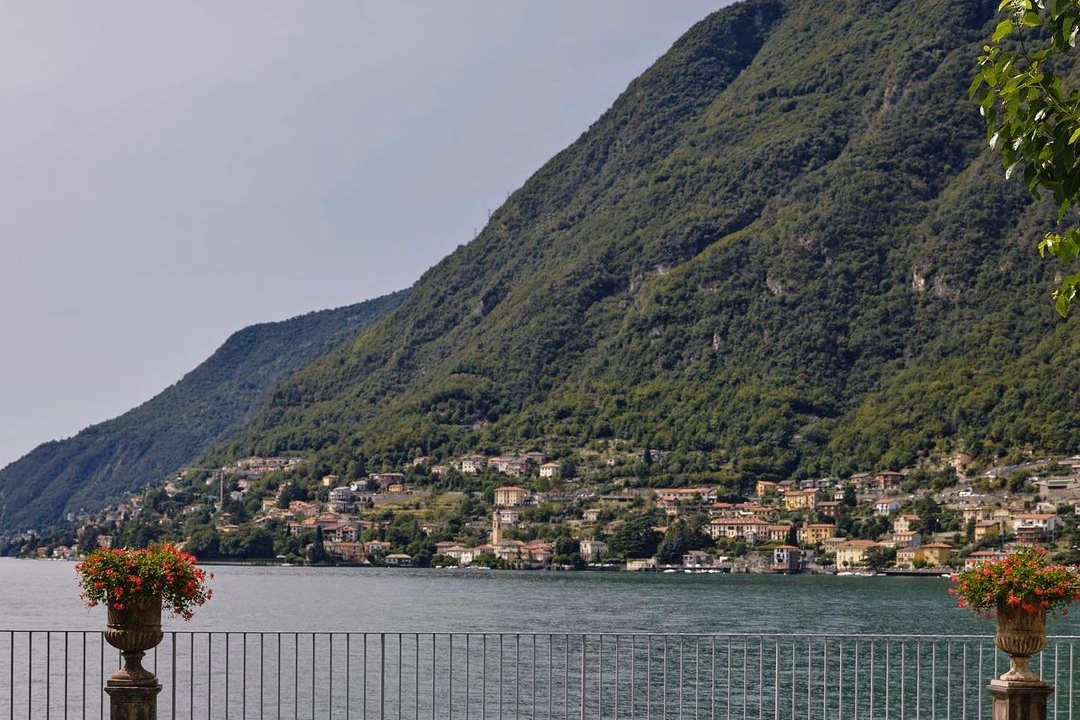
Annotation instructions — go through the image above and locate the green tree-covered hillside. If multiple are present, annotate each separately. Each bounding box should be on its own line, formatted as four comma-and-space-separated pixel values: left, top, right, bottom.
222, 0, 1077, 486
0, 291, 407, 533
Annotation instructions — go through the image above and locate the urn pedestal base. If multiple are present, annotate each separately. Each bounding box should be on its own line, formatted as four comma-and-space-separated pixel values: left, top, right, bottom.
105, 683, 162, 720
989, 678, 1053, 720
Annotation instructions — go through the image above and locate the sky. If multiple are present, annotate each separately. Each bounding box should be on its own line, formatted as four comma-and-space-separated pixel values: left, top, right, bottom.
0, 1, 727, 471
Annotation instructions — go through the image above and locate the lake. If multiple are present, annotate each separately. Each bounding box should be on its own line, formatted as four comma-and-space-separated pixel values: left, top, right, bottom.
8, 559, 1080, 719
4, 557, 1067, 637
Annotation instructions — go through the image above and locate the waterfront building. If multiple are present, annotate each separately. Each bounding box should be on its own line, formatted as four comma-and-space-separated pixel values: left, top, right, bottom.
835, 539, 879, 569
579, 538, 608, 563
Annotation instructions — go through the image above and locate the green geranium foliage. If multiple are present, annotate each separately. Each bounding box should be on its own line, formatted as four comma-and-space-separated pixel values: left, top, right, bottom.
972, 0, 1080, 316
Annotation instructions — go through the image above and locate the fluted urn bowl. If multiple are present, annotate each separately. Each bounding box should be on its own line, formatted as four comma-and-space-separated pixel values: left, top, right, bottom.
994, 602, 1047, 681
104, 601, 163, 686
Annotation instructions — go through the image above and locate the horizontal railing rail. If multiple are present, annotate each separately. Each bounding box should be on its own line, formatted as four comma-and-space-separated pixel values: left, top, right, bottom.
1, 631, 1078, 720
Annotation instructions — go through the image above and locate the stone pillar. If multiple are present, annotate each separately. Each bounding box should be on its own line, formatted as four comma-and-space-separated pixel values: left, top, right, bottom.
105, 683, 161, 720
105, 649, 160, 720
989, 678, 1053, 720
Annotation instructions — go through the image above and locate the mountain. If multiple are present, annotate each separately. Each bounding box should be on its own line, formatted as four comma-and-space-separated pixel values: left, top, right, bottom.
219, 0, 1077, 486
9, 0, 1080, 536
0, 290, 407, 534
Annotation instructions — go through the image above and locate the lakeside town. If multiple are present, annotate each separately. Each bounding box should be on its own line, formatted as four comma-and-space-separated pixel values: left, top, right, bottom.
9, 448, 1080, 574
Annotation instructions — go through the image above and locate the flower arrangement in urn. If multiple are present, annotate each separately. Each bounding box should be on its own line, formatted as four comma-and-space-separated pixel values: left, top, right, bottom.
76, 541, 213, 620
949, 545, 1080, 618
950, 544, 1080, 681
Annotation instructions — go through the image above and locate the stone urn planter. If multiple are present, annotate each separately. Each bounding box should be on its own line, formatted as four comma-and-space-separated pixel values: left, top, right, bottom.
104, 601, 164, 686
994, 603, 1048, 681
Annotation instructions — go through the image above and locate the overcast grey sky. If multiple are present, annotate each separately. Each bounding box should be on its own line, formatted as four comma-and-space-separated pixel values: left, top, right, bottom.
0, 1, 726, 470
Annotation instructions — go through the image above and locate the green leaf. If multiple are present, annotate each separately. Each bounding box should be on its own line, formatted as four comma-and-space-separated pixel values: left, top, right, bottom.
993, 18, 1015, 42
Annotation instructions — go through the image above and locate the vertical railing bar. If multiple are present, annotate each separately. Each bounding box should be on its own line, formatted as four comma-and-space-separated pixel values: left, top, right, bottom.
414, 634, 418, 720
501, 634, 507, 720
788, 637, 795, 720
884, 638, 890, 720
664, 637, 669, 720
224, 633, 230, 720
29, 631, 33, 720
963, 643, 972, 720
548, 635, 553, 720
1053, 641, 1060, 720
773, 637, 779, 720
83, 631, 89, 720
598, 635, 603, 720
711, 635, 716, 720
853, 639, 859, 720
806, 637, 811, 720
208, 633, 214, 720
678, 637, 684, 720
742, 636, 747, 720
64, 631, 69, 720
483, 635, 488, 720
647, 637, 652, 720
380, 634, 386, 720
695, 636, 701, 720
915, 640, 921, 720
822, 638, 828, 720
900, 639, 906, 720
242, 633, 248, 720
517, 633, 521, 720
531, 634, 537, 720
1069, 641, 1075, 720
397, 634, 402, 720
833, 639, 842, 720
466, 634, 470, 720
756, 639, 764, 720
870, 639, 875, 720
726, 636, 731, 720
169, 633, 176, 720
931, 638, 937, 720
430, 634, 435, 720
945, 638, 951, 720
580, 635, 586, 720
616, 635, 623, 720
189, 630, 195, 720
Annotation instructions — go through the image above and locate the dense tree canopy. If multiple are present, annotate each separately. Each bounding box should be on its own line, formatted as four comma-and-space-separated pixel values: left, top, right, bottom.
973, 0, 1080, 316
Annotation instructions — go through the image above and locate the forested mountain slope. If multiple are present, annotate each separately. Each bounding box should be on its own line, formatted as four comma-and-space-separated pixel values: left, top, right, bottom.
222, 0, 1077, 488
0, 290, 407, 533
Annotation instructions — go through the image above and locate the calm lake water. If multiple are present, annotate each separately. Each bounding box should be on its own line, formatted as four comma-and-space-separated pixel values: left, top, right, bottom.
5, 557, 1079, 637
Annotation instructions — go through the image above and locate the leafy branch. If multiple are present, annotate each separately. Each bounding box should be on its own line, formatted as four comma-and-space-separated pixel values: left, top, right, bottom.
971, 0, 1080, 316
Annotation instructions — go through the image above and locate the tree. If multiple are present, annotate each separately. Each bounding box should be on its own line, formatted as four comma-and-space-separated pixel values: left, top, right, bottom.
656, 521, 713, 564
607, 513, 663, 559
972, 0, 1080, 316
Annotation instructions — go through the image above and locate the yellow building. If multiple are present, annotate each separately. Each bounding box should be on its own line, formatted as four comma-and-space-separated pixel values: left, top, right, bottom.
835, 540, 879, 569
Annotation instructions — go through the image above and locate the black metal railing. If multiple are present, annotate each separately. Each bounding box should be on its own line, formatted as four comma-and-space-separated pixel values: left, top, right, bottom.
2, 631, 1078, 719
